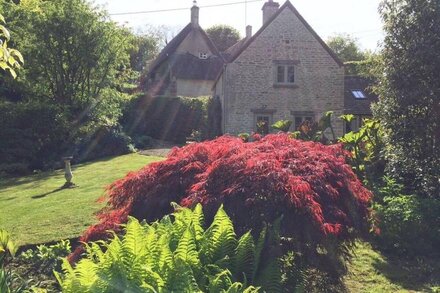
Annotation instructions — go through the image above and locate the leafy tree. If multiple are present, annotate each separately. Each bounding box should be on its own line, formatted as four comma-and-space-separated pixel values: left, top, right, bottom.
327, 33, 367, 75
0, 13, 23, 78
3, 0, 130, 125
326, 33, 365, 62
206, 24, 241, 52
374, 0, 440, 197
129, 33, 159, 73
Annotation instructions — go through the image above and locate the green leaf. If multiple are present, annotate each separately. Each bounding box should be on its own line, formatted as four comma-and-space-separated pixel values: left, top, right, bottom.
340, 114, 355, 122
0, 25, 10, 40
9, 49, 24, 64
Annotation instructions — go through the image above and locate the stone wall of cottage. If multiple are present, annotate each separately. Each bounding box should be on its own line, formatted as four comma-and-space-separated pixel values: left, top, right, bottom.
218, 7, 345, 136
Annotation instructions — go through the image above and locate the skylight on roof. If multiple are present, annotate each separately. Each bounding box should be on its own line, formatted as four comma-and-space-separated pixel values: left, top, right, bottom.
352, 90, 366, 99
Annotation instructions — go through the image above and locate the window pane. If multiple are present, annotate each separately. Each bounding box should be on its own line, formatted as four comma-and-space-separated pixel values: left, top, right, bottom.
352, 90, 366, 99
287, 66, 295, 83
305, 116, 313, 122
277, 66, 285, 83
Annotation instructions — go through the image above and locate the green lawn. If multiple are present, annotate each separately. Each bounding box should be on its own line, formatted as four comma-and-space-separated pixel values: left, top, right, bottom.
345, 242, 440, 292
0, 154, 163, 246
1, 153, 439, 292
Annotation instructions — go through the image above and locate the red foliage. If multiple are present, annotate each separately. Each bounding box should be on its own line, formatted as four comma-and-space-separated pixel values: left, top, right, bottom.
71, 134, 372, 261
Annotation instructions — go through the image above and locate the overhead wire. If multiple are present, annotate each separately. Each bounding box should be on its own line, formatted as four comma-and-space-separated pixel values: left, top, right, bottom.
109, 0, 263, 16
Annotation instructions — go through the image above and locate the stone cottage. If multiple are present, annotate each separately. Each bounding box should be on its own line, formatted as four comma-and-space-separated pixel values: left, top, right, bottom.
146, 0, 376, 136
213, 0, 346, 136
144, 3, 224, 97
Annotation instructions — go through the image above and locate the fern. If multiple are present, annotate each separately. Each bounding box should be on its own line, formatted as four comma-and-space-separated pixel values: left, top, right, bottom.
234, 231, 255, 282
57, 204, 284, 292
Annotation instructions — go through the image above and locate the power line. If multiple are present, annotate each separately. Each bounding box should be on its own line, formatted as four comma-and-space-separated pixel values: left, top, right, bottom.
109, 0, 263, 16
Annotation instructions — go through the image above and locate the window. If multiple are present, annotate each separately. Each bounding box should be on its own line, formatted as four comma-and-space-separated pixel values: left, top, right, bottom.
291, 111, 314, 130
276, 65, 295, 84
351, 90, 366, 99
294, 116, 313, 130
199, 52, 208, 59
256, 115, 270, 135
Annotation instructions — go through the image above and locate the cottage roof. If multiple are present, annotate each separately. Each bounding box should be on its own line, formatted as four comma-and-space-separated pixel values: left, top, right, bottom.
148, 23, 224, 79
170, 53, 224, 80
344, 76, 378, 115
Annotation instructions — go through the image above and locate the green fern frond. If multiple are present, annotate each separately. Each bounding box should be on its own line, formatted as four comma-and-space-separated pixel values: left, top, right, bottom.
208, 269, 233, 292
175, 226, 200, 268
252, 225, 267, 283
201, 205, 237, 266
242, 285, 261, 293
234, 231, 255, 282
165, 258, 201, 292
192, 203, 205, 241
255, 258, 282, 293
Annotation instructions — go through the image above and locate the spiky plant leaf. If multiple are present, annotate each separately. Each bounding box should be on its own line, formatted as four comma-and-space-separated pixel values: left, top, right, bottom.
252, 225, 267, 283
201, 205, 237, 266
208, 269, 233, 292
165, 258, 201, 292
254, 258, 282, 293
192, 203, 205, 241
175, 226, 200, 268
233, 231, 255, 282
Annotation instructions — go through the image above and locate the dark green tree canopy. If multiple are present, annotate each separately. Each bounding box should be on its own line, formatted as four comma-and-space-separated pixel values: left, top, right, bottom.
2, 0, 131, 123
206, 24, 240, 52
374, 0, 440, 196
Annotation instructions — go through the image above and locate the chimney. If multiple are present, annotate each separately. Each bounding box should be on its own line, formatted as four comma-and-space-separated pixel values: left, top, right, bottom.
191, 1, 199, 27
262, 0, 280, 24
246, 25, 252, 38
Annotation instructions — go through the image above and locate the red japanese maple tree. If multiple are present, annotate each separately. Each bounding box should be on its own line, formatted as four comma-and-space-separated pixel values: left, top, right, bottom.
71, 134, 372, 263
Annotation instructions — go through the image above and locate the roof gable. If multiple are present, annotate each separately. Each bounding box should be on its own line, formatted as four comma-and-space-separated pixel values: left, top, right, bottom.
148, 24, 224, 75
229, 1, 343, 67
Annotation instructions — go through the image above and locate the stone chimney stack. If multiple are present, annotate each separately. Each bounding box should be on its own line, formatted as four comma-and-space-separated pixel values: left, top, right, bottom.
191, 1, 199, 27
262, 0, 280, 24
246, 25, 252, 38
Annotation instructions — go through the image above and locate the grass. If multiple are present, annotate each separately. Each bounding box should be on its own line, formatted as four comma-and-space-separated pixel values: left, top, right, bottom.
344, 242, 440, 292
0, 154, 163, 246
1, 154, 439, 292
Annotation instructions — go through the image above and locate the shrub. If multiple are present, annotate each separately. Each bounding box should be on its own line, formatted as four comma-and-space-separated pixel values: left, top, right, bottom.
73, 126, 135, 163
20, 240, 71, 275
0, 101, 69, 173
122, 95, 208, 144
73, 134, 372, 275
373, 178, 440, 256
205, 96, 222, 139
60, 204, 281, 292
339, 117, 385, 185
133, 135, 153, 149
0, 163, 30, 177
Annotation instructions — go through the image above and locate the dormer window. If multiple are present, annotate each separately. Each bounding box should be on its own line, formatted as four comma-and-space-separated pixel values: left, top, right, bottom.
199, 52, 208, 59
352, 90, 366, 99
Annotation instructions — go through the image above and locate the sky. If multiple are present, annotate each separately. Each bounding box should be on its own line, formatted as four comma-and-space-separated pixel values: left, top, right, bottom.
92, 0, 384, 51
